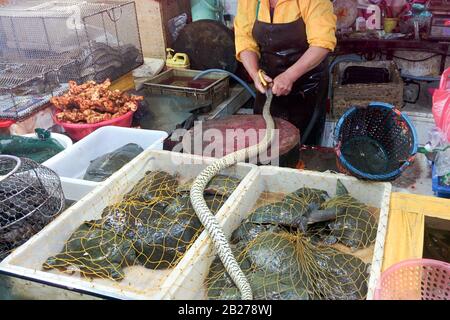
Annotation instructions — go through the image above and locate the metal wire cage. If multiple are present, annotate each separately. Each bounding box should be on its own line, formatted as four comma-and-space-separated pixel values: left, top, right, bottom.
334, 102, 418, 181
0, 0, 143, 120
0, 155, 65, 261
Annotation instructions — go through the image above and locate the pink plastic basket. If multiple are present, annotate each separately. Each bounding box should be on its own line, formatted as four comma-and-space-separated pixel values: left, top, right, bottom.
374, 259, 450, 300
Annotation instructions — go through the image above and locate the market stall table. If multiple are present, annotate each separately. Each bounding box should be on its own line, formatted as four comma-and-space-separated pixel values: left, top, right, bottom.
335, 38, 450, 74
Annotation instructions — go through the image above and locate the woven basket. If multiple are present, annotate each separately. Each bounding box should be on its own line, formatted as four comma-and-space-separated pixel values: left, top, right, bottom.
332, 61, 404, 120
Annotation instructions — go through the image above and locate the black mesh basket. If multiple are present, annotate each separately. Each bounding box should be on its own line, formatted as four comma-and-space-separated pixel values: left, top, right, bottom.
334, 102, 418, 181
0, 155, 65, 261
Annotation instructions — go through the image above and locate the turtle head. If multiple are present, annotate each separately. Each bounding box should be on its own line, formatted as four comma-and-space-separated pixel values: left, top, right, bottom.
336, 180, 349, 196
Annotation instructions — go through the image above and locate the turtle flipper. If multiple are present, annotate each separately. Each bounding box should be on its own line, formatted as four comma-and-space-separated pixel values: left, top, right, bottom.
336, 180, 349, 196
305, 208, 337, 225
323, 235, 338, 245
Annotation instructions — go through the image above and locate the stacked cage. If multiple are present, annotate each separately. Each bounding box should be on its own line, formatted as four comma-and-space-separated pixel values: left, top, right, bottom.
0, 0, 143, 120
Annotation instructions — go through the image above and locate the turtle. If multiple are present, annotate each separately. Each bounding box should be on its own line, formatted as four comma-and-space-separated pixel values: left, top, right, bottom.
308, 245, 369, 300
206, 231, 311, 300
99, 201, 166, 241
133, 193, 226, 269
176, 174, 241, 198
125, 170, 179, 205
204, 174, 242, 197
247, 187, 330, 228
43, 221, 136, 281
230, 221, 283, 246
83, 143, 143, 182
308, 180, 378, 250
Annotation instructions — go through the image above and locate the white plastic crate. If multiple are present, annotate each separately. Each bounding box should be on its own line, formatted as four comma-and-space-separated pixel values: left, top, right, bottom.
0, 150, 258, 300
162, 166, 392, 300
43, 126, 168, 198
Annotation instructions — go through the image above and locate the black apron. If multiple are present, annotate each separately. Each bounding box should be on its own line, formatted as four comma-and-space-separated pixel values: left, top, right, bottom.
252, 7, 328, 145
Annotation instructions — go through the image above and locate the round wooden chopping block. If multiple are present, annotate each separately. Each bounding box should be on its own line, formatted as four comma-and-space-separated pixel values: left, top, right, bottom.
183, 115, 300, 167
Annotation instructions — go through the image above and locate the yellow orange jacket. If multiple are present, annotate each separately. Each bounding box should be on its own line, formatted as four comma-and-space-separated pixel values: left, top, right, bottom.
234, 0, 337, 61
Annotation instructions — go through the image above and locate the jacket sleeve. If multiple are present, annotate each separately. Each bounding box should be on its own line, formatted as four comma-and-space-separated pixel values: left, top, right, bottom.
300, 0, 337, 51
234, 0, 260, 61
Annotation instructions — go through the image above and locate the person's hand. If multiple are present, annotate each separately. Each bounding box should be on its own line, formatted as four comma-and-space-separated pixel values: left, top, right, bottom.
253, 71, 273, 94
272, 71, 297, 96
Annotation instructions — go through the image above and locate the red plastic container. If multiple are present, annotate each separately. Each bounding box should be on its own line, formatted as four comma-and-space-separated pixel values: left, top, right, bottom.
0, 120, 15, 135
0, 120, 14, 128
53, 111, 134, 141
374, 259, 450, 300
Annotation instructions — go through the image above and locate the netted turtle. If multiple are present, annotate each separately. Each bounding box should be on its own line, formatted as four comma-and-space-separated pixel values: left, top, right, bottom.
311, 180, 378, 250
125, 170, 179, 204
247, 188, 330, 228
230, 221, 283, 246
133, 193, 227, 269
206, 231, 311, 300
176, 174, 241, 198
204, 174, 241, 197
309, 246, 369, 300
100, 202, 166, 240
292, 233, 369, 300
43, 221, 136, 280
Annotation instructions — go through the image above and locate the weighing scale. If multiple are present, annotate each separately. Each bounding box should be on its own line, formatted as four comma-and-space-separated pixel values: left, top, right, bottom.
427, 0, 450, 41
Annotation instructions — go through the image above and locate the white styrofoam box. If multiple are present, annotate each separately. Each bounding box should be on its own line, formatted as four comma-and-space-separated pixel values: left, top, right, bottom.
0, 150, 258, 300
60, 179, 97, 202
162, 167, 392, 300
43, 126, 168, 198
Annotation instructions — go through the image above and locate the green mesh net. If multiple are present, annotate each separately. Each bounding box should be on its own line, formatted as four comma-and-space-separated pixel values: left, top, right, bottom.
205, 180, 378, 300
43, 171, 242, 281
0, 132, 64, 164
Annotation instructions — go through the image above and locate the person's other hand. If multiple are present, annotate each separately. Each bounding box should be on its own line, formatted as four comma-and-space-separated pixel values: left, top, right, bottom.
253, 72, 273, 94
272, 71, 296, 96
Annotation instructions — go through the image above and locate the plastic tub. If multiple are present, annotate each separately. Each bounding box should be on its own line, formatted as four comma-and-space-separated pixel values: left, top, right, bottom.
43, 126, 168, 199
374, 259, 450, 300
0, 150, 258, 300
162, 166, 392, 300
432, 164, 450, 199
53, 111, 135, 141
0, 120, 15, 135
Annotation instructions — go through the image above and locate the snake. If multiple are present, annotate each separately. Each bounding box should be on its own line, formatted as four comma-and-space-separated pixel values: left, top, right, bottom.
190, 72, 274, 300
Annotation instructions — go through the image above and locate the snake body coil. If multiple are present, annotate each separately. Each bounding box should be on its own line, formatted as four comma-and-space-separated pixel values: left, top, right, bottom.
190, 90, 274, 300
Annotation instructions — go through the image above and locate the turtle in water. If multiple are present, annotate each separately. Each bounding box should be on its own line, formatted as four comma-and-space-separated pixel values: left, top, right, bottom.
43, 221, 136, 281
303, 180, 378, 250
247, 187, 330, 228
